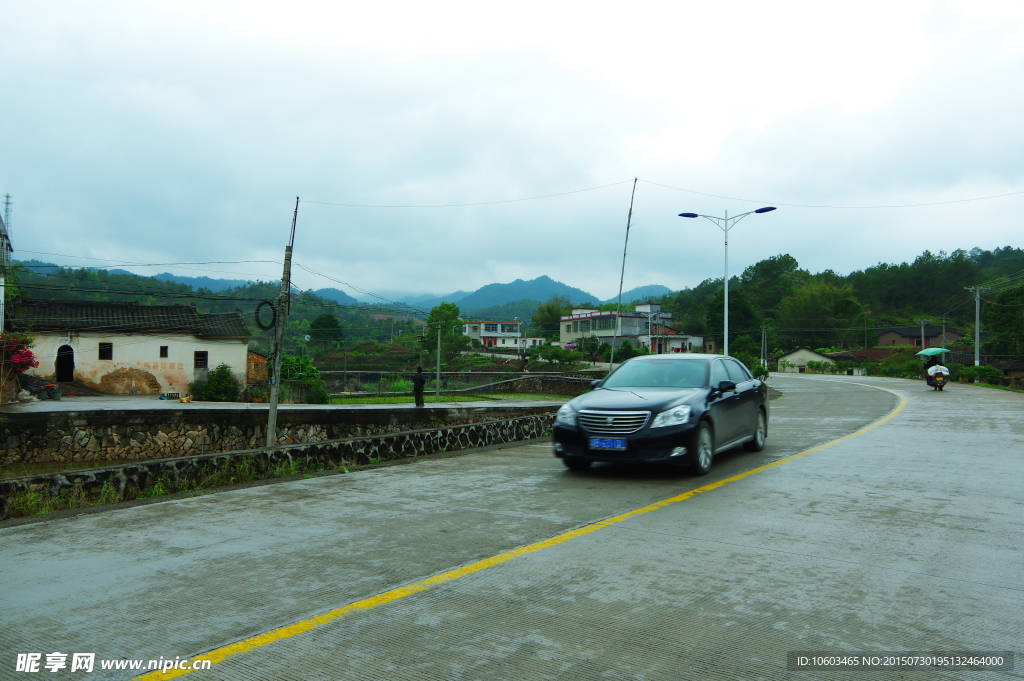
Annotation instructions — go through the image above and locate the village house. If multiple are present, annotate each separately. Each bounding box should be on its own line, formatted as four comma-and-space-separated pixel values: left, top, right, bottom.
461, 320, 542, 349
876, 326, 961, 348
559, 302, 704, 353
774, 347, 866, 375
12, 300, 250, 396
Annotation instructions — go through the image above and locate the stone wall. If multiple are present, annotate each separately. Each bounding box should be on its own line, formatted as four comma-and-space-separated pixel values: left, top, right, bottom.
0, 404, 557, 468
0, 413, 556, 518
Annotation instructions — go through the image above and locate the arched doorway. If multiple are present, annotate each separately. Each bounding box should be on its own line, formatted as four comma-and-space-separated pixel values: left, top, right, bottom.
56, 345, 75, 382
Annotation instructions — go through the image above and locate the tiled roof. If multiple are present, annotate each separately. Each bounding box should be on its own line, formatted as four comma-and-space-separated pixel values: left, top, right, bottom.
878, 327, 958, 337
9, 300, 250, 338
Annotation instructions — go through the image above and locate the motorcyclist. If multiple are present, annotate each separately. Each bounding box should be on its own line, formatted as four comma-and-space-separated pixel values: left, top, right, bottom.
926, 362, 950, 388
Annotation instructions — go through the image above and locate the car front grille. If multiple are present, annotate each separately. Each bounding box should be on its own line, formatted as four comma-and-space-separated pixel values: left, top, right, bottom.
578, 410, 650, 434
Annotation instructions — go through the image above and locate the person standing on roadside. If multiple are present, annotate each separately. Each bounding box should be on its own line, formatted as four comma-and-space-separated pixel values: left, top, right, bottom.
412, 366, 428, 407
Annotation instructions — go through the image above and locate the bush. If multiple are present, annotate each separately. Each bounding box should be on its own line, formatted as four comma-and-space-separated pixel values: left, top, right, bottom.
189, 364, 241, 402
280, 355, 330, 404
958, 364, 1003, 385
751, 364, 770, 381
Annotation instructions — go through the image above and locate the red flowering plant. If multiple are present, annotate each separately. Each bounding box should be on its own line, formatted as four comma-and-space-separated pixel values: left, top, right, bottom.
0, 332, 40, 402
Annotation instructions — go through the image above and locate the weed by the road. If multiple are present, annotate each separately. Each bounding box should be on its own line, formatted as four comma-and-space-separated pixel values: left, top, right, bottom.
1, 456, 352, 521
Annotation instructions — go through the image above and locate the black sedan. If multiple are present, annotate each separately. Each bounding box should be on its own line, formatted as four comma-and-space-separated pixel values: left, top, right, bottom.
552, 354, 768, 474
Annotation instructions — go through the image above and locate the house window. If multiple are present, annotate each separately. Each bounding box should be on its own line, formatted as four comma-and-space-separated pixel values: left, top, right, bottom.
484, 324, 498, 332
159, 346, 169, 358
194, 351, 209, 369
501, 339, 506, 345
565, 324, 571, 333
891, 340, 897, 346
471, 326, 479, 332
98, 343, 113, 360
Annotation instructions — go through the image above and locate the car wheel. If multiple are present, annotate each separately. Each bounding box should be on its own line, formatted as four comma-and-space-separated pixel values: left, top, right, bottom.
744, 410, 767, 452
689, 422, 714, 476
563, 458, 592, 471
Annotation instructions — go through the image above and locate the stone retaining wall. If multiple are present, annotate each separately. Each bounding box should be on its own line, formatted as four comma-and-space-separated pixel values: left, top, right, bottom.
0, 413, 556, 519
0, 404, 556, 468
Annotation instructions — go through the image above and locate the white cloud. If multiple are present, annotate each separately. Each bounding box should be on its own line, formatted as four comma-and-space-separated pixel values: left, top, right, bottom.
3, 0, 1024, 301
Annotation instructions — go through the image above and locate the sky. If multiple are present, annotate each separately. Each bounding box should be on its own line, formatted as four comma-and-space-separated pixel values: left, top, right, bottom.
4, 0, 1024, 301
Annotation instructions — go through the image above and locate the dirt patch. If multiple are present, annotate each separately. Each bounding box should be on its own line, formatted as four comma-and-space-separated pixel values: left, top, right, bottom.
97, 368, 162, 395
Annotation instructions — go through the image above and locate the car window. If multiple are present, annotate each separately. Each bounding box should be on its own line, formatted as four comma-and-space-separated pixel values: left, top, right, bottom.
602, 359, 708, 388
710, 360, 731, 387
725, 359, 751, 382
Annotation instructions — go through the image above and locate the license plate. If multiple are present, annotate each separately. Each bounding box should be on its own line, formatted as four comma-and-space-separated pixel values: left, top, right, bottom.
589, 437, 627, 451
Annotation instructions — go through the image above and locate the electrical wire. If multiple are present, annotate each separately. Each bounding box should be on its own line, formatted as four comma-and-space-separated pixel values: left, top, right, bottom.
302, 181, 633, 208
640, 179, 1024, 209
293, 263, 426, 314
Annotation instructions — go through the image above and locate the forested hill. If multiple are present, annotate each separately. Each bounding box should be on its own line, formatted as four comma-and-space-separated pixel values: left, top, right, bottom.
656, 246, 1024, 356
7, 263, 422, 355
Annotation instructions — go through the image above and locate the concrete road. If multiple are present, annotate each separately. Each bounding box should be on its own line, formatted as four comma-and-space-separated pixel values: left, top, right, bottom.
1, 376, 1021, 680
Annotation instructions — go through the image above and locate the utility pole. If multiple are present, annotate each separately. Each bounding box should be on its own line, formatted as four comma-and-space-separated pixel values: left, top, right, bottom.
913, 318, 931, 350
940, 316, 947, 348
609, 178, 637, 370
265, 197, 300, 448
435, 323, 442, 403
0, 204, 11, 333
760, 326, 767, 367
3, 194, 11, 240
965, 286, 991, 367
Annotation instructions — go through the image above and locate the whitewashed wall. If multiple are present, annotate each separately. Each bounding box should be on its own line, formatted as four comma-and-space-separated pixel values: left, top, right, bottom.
26, 332, 248, 395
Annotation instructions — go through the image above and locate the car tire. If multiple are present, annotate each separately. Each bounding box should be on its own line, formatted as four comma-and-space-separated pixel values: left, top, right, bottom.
563, 458, 592, 471
688, 422, 714, 476
744, 410, 767, 452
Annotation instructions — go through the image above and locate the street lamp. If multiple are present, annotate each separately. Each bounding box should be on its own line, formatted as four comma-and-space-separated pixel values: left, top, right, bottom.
678, 207, 777, 356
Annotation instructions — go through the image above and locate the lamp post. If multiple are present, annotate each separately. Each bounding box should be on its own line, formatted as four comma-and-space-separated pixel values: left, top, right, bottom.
678, 207, 777, 356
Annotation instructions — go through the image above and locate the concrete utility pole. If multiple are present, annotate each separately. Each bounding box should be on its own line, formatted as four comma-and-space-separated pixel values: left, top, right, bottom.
435, 323, 442, 403
0, 207, 12, 333
266, 197, 300, 448
965, 286, 991, 367
913, 318, 931, 349
760, 326, 767, 367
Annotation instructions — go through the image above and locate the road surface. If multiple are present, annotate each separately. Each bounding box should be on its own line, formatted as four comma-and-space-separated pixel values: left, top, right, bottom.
1, 375, 1020, 679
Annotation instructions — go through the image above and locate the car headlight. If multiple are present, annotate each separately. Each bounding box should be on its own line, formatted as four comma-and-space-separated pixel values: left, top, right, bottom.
651, 405, 692, 428
555, 403, 577, 427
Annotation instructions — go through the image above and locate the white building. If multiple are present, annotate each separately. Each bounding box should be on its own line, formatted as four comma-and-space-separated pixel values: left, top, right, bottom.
14, 300, 250, 396
462, 320, 522, 348
559, 303, 704, 353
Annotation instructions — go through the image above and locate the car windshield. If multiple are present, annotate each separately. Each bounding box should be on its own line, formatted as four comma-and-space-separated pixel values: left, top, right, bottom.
602, 359, 708, 388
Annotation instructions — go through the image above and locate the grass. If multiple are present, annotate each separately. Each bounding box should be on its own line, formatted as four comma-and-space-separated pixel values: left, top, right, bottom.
2, 456, 348, 521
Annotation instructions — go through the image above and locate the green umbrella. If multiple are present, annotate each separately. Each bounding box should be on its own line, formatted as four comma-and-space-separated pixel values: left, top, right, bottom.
916, 347, 951, 356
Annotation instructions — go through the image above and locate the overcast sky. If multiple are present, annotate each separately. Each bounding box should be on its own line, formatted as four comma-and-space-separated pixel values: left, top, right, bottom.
4, 1, 1024, 301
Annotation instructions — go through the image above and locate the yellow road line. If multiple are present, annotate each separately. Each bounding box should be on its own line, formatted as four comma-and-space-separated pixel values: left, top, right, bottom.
138, 381, 908, 679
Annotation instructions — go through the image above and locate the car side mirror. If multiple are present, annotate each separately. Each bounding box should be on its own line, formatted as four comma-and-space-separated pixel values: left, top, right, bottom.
716, 380, 737, 394
590, 380, 602, 389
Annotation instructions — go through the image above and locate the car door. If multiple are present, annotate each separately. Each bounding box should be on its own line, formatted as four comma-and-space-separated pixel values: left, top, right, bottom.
724, 358, 758, 438
708, 359, 741, 445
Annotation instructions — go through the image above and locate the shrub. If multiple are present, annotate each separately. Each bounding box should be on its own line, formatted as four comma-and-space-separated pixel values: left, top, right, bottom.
958, 364, 1003, 385
189, 364, 241, 402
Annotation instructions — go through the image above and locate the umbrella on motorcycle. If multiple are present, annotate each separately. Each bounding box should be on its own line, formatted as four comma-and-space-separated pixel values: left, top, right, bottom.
916, 348, 951, 356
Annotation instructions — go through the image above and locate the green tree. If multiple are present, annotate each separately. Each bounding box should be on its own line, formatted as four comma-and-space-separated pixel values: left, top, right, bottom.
280, 355, 330, 403
776, 281, 864, 348
308, 313, 343, 350
578, 335, 601, 364
739, 254, 809, 314
424, 302, 471, 367
532, 295, 572, 339
985, 285, 1024, 355
707, 288, 761, 345
189, 364, 241, 402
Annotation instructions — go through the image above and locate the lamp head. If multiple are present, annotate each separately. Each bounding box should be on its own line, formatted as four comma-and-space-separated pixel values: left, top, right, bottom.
754, 206, 777, 214
678, 213, 699, 218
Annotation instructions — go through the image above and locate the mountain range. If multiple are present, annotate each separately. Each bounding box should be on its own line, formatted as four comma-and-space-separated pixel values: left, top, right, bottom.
15, 260, 671, 317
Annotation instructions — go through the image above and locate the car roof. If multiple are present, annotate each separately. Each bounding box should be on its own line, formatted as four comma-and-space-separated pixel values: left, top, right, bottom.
627, 353, 720, 361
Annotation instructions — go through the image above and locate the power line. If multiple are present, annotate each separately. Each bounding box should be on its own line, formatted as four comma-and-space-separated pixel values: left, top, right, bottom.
302, 181, 633, 208
640, 179, 1024, 209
